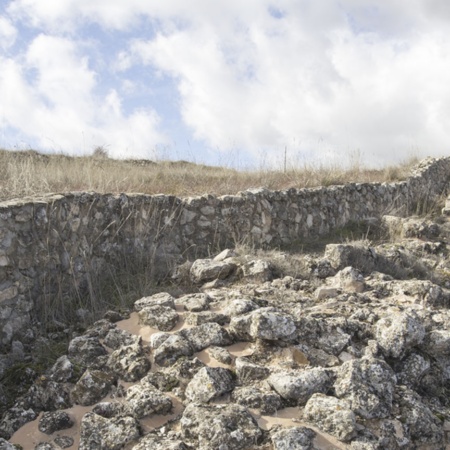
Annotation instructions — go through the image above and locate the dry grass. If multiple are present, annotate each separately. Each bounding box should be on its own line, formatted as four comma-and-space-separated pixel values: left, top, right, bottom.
0, 148, 417, 201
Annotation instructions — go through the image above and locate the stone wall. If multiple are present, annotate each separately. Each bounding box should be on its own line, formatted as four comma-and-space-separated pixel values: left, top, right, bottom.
1, 157, 450, 351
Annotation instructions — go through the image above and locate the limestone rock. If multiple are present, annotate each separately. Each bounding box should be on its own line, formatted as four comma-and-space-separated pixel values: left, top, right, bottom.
138, 305, 179, 331
241, 259, 273, 282
68, 335, 107, 368
79, 412, 140, 450
304, 393, 357, 442
375, 310, 425, 358
131, 434, 187, 450
0, 407, 37, 440
235, 357, 270, 383
335, 356, 396, 419
222, 298, 259, 317
271, 426, 316, 450
229, 307, 297, 341
0, 438, 16, 450
153, 334, 193, 367
71, 370, 116, 406
190, 258, 236, 284
126, 383, 172, 419
208, 346, 233, 364
48, 355, 73, 382
331, 266, 365, 293
232, 386, 282, 414
397, 386, 444, 445
180, 322, 233, 352
185, 311, 229, 326
185, 367, 234, 403
268, 368, 332, 405
180, 403, 262, 450
421, 329, 450, 357
134, 292, 176, 311
325, 243, 377, 273
103, 328, 138, 349
176, 293, 211, 312
107, 339, 151, 381
38, 411, 73, 435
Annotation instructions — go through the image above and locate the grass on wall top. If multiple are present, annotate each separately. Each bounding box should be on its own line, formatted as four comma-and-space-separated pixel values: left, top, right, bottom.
0, 148, 416, 202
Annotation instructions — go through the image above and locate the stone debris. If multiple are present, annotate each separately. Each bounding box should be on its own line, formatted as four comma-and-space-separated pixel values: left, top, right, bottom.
6, 212, 450, 448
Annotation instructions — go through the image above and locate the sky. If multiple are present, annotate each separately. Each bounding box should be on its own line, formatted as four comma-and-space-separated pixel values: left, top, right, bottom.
1, 0, 450, 169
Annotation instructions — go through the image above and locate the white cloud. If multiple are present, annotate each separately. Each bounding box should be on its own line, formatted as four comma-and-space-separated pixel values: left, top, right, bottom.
0, 33, 167, 157
5, 0, 450, 166
0, 15, 17, 49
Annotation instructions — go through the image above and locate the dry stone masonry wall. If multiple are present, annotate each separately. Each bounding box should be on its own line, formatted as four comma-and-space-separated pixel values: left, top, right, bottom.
1, 157, 450, 352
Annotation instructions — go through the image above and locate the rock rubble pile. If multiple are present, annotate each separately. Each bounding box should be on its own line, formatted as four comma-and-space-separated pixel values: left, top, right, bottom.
3, 213, 450, 449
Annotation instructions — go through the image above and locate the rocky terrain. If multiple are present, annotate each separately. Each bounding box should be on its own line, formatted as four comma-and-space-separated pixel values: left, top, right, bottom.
2, 211, 450, 449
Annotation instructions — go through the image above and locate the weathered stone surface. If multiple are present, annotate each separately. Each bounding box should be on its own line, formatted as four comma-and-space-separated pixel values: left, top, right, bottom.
208, 346, 233, 364
126, 383, 172, 419
421, 329, 450, 357
185, 310, 229, 326
153, 334, 193, 367
396, 353, 430, 388
134, 292, 176, 311
107, 339, 151, 381
26, 380, 72, 411
138, 305, 179, 331
103, 328, 138, 349
185, 366, 234, 403
232, 386, 282, 414
229, 307, 297, 341
131, 435, 187, 450
181, 403, 262, 450
79, 412, 140, 450
48, 355, 73, 382
71, 369, 116, 406
0, 438, 16, 450
176, 293, 211, 311
235, 357, 270, 382
271, 426, 316, 450
241, 259, 273, 282
38, 410, 73, 435
0, 407, 37, 440
304, 393, 357, 442
180, 322, 233, 352
325, 243, 377, 272
331, 266, 365, 293
268, 368, 332, 405
68, 335, 107, 368
397, 386, 444, 445
222, 298, 259, 317
375, 310, 425, 359
334, 356, 396, 419
190, 258, 236, 283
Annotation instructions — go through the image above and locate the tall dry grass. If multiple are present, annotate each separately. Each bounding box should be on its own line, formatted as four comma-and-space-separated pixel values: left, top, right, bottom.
0, 148, 417, 201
